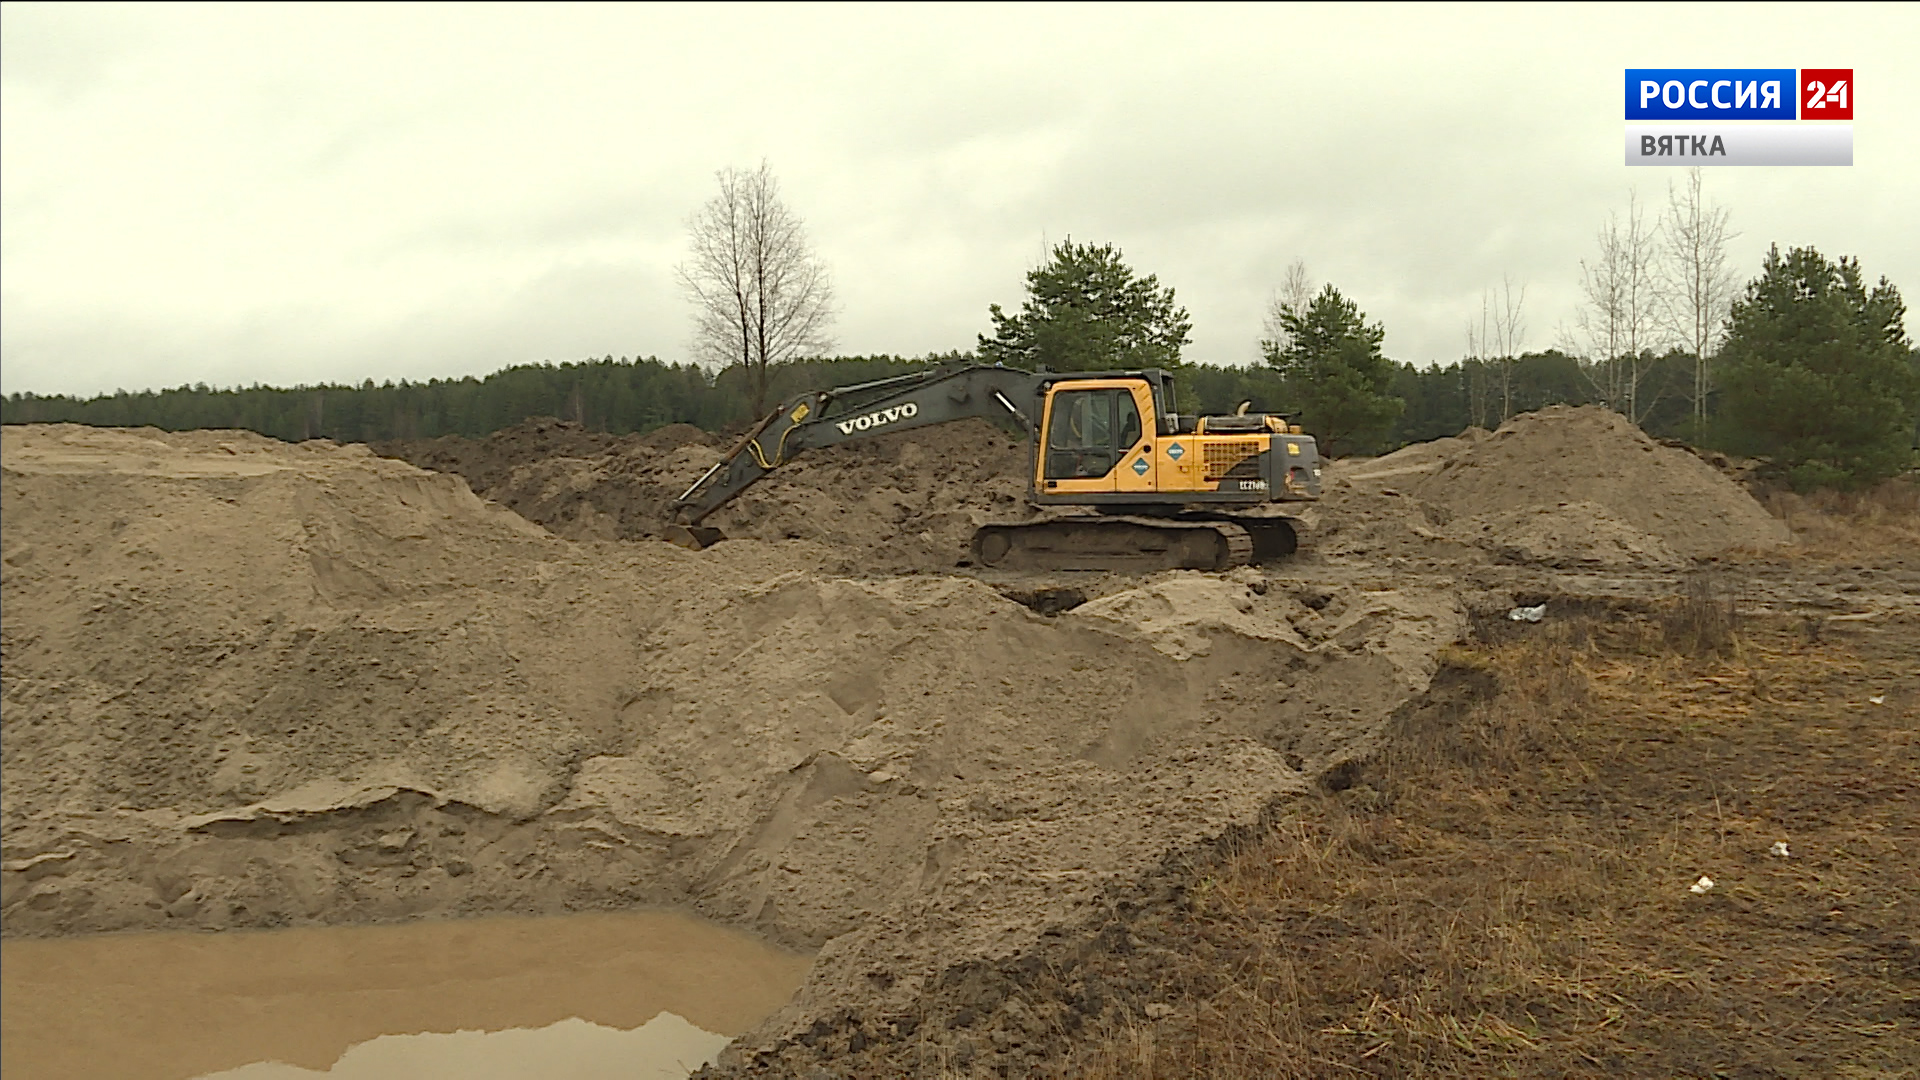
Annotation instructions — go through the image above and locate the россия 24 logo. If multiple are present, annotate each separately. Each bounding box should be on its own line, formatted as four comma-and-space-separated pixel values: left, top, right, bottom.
1624, 67, 1852, 167
1626, 68, 1853, 120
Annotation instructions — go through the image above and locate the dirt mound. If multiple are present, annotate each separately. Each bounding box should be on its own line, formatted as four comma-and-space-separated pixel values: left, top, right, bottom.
1310, 407, 1789, 569
637, 422, 714, 452
372, 418, 634, 498
1, 424, 1462, 1045
381, 418, 1029, 572
1455, 502, 1685, 571
1337, 429, 1485, 487
695, 419, 1028, 570
1413, 405, 1791, 558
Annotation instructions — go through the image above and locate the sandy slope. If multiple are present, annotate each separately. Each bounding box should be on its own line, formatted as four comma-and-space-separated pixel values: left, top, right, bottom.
1, 422, 1459, 1034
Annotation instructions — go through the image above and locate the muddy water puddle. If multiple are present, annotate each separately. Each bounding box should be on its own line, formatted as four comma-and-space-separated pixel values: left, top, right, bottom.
1, 910, 811, 1080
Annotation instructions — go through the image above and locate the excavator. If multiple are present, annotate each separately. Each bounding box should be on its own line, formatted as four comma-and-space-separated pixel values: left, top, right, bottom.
665, 364, 1321, 571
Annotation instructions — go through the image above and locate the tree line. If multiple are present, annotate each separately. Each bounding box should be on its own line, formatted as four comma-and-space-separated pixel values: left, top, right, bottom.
6, 164, 1916, 489
5, 246, 1912, 490
0, 342, 1767, 459
0, 355, 949, 445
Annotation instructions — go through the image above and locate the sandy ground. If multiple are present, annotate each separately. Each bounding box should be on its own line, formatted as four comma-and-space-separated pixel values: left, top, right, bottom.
6, 406, 1902, 1057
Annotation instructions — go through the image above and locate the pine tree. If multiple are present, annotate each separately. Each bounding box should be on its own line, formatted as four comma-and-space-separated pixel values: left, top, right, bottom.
978, 241, 1192, 373
1716, 245, 1918, 489
1262, 285, 1403, 457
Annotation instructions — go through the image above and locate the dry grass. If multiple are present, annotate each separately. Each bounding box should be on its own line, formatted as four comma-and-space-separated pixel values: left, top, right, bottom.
1060, 606, 1920, 1079
1759, 477, 1920, 560
1661, 571, 1741, 657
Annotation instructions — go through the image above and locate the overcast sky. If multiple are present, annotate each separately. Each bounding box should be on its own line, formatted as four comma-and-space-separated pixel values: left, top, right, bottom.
3, 3, 1915, 397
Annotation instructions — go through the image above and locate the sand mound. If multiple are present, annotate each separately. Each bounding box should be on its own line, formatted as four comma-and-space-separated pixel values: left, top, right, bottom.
1454, 502, 1685, 571
379, 417, 1028, 572
372, 418, 634, 497
1413, 405, 1790, 558
637, 422, 713, 452
1, 423, 1462, 1040
1, 423, 592, 820
1338, 430, 1484, 486
1311, 406, 1789, 568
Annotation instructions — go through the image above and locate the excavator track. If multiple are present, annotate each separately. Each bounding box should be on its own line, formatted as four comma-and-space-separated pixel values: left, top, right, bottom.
1216, 515, 1300, 562
970, 516, 1255, 572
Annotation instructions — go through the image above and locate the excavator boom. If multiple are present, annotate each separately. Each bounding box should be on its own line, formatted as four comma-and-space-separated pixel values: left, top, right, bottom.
668, 365, 1046, 543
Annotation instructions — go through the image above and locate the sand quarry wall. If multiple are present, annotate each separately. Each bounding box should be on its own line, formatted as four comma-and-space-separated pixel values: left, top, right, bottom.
0, 423, 1461, 1034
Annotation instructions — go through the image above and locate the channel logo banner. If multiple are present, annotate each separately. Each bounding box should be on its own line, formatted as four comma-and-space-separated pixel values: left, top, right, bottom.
1626, 69, 1796, 120
1624, 67, 1852, 166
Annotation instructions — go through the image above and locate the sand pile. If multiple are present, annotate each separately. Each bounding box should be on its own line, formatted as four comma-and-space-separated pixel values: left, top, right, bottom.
377, 419, 714, 499
375, 420, 612, 495
378, 417, 1028, 572
1411, 405, 1792, 558
1313, 406, 1790, 569
0, 424, 609, 822
1, 423, 1461, 1037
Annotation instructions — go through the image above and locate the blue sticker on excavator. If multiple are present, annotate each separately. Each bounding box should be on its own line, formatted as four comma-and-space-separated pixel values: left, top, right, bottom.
1167, 443, 1185, 459
1132, 458, 1150, 475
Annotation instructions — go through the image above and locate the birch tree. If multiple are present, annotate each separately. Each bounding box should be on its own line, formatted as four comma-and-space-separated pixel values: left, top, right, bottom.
1464, 319, 1491, 429
677, 161, 836, 417
1464, 276, 1528, 424
1660, 167, 1738, 430
1491, 275, 1527, 421
1574, 190, 1662, 422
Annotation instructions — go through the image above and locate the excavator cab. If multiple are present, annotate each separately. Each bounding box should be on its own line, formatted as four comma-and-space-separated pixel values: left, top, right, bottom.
1032, 373, 1320, 506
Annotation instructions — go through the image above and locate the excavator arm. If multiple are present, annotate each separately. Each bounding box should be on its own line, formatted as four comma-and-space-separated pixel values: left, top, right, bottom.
667, 365, 1047, 545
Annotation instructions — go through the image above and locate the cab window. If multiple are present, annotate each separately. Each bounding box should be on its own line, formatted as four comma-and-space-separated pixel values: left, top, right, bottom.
1046, 389, 1142, 480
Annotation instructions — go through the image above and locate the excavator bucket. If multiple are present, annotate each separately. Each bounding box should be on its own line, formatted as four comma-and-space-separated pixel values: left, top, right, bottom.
662, 524, 727, 551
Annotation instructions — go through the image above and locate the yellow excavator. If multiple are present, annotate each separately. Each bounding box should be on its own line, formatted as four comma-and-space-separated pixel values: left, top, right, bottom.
665, 364, 1320, 571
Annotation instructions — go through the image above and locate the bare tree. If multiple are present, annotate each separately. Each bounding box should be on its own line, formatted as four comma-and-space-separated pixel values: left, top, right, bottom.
1464, 276, 1528, 423
1490, 275, 1527, 420
1660, 168, 1738, 430
1260, 258, 1315, 354
1574, 218, 1629, 403
1574, 190, 1662, 422
1464, 319, 1491, 429
677, 161, 836, 417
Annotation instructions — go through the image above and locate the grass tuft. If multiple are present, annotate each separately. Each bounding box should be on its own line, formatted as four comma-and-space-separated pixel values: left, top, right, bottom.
1661, 570, 1739, 657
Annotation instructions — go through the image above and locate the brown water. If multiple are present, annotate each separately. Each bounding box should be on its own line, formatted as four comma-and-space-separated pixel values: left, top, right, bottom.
0, 910, 812, 1080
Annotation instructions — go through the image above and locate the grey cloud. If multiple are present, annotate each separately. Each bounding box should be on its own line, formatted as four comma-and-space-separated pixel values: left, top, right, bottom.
3, 6, 1916, 397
